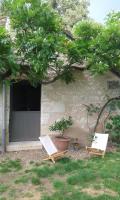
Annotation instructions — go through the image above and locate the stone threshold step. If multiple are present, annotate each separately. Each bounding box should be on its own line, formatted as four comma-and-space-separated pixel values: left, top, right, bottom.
7, 141, 42, 152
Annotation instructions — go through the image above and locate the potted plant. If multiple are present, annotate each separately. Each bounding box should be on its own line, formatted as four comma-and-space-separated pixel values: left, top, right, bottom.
49, 116, 73, 151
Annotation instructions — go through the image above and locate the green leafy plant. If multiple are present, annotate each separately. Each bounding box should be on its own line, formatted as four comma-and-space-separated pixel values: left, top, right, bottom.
49, 116, 73, 136
71, 12, 120, 75
0, 26, 16, 81
0, 1, 120, 88
106, 115, 120, 144
1, 0, 74, 85
69, 20, 103, 64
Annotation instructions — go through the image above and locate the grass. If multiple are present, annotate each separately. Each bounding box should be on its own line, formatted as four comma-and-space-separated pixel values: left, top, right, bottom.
53, 180, 65, 190
31, 176, 41, 185
14, 175, 30, 184
0, 152, 120, 199
0, 198, 6, 200
0, 184, 8, 193
0, 159, 22, 173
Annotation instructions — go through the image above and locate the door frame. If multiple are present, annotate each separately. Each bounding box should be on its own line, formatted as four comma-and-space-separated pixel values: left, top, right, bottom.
9, 81, 41, 143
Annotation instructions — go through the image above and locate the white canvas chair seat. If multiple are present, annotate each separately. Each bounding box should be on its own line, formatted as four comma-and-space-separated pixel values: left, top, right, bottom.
39, 135, 67, 163
86, 133, 109, 157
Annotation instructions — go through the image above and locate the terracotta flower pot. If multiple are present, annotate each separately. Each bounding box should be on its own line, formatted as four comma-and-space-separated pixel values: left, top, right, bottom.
52, 136, 71, 151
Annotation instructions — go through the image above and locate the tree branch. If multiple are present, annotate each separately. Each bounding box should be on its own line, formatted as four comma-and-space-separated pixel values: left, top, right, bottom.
63, 30, 75, 41
0, 70, 11, 80
41, 75, 59, 84
94, 96, 120, 132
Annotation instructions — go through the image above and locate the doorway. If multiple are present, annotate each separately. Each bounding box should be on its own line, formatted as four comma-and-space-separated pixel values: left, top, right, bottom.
9, 81, 41, 142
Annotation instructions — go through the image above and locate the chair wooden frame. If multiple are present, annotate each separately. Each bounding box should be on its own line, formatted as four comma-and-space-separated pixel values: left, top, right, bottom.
86, 147, 105, 158
43, 150, 67, 163
86, 133, 109, 158
39, 136, 67, 163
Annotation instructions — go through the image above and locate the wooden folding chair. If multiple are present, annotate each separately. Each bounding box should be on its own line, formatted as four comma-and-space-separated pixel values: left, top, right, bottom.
39, 136, 67, 163
86, 133, 109, 158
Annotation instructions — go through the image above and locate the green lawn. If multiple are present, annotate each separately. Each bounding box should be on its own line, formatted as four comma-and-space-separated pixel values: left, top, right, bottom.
0, 151, 120, 200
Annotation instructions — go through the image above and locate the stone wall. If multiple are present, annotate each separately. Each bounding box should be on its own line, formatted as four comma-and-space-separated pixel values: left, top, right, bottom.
41, 70, 120, 146
0, 70, 119, 149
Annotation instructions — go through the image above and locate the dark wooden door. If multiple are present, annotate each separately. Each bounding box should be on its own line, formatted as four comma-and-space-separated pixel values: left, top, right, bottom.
9, 81, 41, 142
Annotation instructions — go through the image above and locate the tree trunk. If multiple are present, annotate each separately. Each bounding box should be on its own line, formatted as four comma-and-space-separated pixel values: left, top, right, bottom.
94, 96, 120, 133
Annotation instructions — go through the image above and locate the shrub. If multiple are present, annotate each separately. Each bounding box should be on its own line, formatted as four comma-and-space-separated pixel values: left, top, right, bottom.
49, 116, 73, 136
106, 115, 120, 144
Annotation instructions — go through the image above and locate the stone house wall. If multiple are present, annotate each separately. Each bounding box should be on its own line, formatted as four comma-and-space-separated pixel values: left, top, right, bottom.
41, 70, 120, 146
0, 70, 119, 149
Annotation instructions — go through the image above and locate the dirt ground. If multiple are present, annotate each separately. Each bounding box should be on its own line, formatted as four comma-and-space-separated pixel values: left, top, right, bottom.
0, 144, 117, 167
0, 149, 90, 167
0, 149, 90, 200
0, 148, 118, 200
